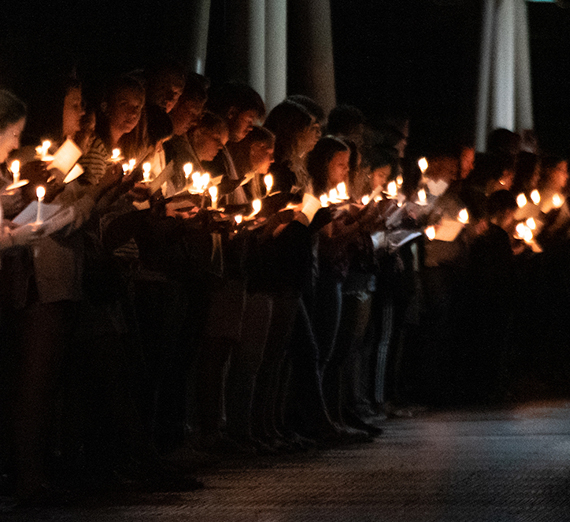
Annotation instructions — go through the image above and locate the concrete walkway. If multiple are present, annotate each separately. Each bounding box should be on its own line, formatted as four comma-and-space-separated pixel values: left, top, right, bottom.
3, 401, 570, 521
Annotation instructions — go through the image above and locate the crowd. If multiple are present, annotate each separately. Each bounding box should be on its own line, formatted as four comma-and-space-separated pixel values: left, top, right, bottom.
0, 60, 569, 505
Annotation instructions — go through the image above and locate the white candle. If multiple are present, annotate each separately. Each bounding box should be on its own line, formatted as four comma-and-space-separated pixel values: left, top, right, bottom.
208, 186, 218, 209
142, 162, 152, 183
10, 160, 20, 184
36, 186, 46, 223
264, 174, 273, 195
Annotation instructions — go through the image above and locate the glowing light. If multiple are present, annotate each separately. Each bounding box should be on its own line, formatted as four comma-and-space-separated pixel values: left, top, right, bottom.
386, 181, 398, 198
201, 173, 211, 191
111, 148, 121, 161
425, 226, 436, 241
526, 217, 536, 230
235, 215, 243, 225
417, 188, 427, 205
264, 174, 273, 194
337, 182, 349, 200
530, 189, 540, 205
552, 194, 564, 209
320, 195, 329, 207
252, 199, 262, 215
36, 186, 46, 224
10, 160, 20, 184
183, 163, 193, 180
396, 175, 403, 187
516, 193, 527, 209
458, 208, 469, 224
142, 162, 152, 182
418, 157, 428, 174
361, 195, 370, 205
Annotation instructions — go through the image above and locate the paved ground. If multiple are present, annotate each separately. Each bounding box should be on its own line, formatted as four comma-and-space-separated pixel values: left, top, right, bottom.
3, 400, 570, 521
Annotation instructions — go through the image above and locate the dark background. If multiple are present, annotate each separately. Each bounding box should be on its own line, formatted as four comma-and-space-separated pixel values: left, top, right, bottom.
0, 0, 569, 155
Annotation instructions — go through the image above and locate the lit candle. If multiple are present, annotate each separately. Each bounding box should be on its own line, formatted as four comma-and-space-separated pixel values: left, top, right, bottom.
361, 195, 370, 205
516, 193, 527, 209
337, 182, 349, 200
386, 181, 398, 198
36, 140, 51, 161
36, 186, 46, 224
264, 174, 273, 195
396, 174, 404, 187
526, 217, 536, 230
552, 194, 564, 209
208, 185, 218, 209
418, 157, 428, 174
530, 190, 540, 205
142, 162, 152, 183
183, 163, 193, 182
10, 160, 20, 184
201, 173, 211, 192
235, 215, 243, 225
252, 199, 262, 215
417, 188, 427, 205
425, 226, 436, 241
320, 194, 329, 207
458, 208, 469, 224
111, 148, 121, 162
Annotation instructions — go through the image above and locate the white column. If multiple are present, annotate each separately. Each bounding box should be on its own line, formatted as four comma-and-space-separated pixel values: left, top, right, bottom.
514, 0, 533, 131
475, 0, 496, 151
265, 0, 287, 112
491, 0, 516, 131
185, 0, 211, 75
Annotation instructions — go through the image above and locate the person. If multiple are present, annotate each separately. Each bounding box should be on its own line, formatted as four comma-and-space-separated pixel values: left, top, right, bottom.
204, 82, 265, 205
264, 100, 315, 197
144, 60, 186, 114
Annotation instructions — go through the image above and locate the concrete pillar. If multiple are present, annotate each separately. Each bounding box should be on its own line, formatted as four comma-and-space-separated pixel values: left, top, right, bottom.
185, 0, 211, 75
288, 0, 336, 116
514, 0, 533, 131
265, 0, 287, 111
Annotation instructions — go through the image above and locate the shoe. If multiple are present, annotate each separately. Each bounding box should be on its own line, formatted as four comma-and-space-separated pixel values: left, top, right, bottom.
343, 410, 384, 437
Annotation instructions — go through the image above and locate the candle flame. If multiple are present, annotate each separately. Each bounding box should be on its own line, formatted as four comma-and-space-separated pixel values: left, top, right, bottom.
10, 160, 20, 184
530, 189, 540, 205
142, 162, 151, 182
201, 173, 211, 191
235, 215, 243, 224
425, 226, 436, 241
208, 186, 218, 199
122, 163, 130, 174
417, 188, 427, 203
252, 199, 262, 215
516, 193, 527, 209
552, 194, 564, 209
458, 208, 469, 224
328, 188, 340, 202
337, 182, 349, 200
361, 195, 370, 205
264, 174, 273, 194
183, 163, 193, 178
36, 186, 46, 199
418, 157, 428, 174
396, 175, 403, 187
387, 181, 398, 198
526, 217, 536, 230
320, 194, 329, 207
111, 148, 121, 160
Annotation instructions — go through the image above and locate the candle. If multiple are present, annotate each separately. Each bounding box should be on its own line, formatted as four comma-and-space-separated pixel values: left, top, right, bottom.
111, 148, 121, 162
425, 226, 436, 241
36, 186, 46, 224
418, 157, 428, 174
36, 140, 52, 161
183, 163, 193, 182
252, 199, 262, 215
417, 188, 427, 205
552, 194, 564, 209
264, 174, 273, 195
10, 160, 20, 184
530, 190, 540, 205
201, 173, 211, 192
458, 208, 469, 224
516, 193, 527, 209
142, 162, 152, 183
320, 194, 329, 207
235, 214, 243, 225
526, 217, 536, 230
361, 195, 370, 205
337, 182, 349, 200
396, 174, 403, 187
386, 181, 398, 198
208, 185, 218, 209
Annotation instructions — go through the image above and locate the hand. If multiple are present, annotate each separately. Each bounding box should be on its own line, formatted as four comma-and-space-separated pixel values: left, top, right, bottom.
8, 222, 45, 246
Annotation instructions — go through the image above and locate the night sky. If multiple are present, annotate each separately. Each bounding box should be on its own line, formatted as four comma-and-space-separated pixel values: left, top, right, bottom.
0, 0, 569, 155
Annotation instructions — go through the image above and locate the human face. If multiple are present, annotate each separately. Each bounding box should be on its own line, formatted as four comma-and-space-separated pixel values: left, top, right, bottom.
151, 73, 185, 113
193, 126, 229, 162
250, 142, 274, 174
371, 165, 391, 191
229, 109, 257, 142
108, 87, 145, 137
0, 118, 25, 164
459, 147, 475, 179
62, 87, 85, 139
327, 150, 350, 189
170, 98, 205, 136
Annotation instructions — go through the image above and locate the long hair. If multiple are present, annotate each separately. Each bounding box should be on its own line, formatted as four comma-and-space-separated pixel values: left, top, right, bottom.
0, 89, 27, 133
307, 135, 349, 196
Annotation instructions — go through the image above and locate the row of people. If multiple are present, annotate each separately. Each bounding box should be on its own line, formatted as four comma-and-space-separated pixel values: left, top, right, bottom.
0, 63, 568, 505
